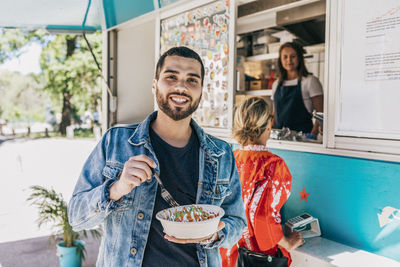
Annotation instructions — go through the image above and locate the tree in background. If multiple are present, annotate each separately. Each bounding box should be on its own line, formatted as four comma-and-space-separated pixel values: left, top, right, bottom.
0, 71, 46, 123
0, 29, 48, 128
0, 29, 102, 135
39, 33, 102, 135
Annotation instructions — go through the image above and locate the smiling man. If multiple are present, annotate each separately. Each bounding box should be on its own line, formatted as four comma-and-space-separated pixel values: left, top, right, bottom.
68, 46, 246, 267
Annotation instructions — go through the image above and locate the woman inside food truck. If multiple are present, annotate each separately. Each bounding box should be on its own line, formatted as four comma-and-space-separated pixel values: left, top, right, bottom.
271, 42, 323, 139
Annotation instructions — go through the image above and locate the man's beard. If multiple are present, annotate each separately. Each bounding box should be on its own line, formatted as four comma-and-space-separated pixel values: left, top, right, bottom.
155, 86, 201, 121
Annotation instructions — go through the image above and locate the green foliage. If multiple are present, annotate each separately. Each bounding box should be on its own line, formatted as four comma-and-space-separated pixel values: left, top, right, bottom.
0, 71, 47, 122
0, 29, 47, 63
27, 185, 101, 261
73, 128, 95, 138
38, 32, 103, 134
0, 29, 102, 133
76, 241, 86, 260
39, 33, 102, 112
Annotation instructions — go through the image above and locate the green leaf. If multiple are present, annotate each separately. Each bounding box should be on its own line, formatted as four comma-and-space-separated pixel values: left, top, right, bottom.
26, 185, 102, 258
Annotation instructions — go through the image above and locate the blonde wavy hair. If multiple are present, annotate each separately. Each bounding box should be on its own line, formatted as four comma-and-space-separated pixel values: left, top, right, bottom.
233, 97, 272, 146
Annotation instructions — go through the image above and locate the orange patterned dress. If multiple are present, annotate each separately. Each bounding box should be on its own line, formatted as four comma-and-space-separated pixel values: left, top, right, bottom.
220, 145, 292, 267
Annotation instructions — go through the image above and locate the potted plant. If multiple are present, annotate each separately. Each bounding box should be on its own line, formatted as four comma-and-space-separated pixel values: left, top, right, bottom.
27, 185, 101, 267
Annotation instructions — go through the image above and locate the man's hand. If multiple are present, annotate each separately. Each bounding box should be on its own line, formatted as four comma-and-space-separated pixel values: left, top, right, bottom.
164, 221, 225, 244
110, 155, 156, 201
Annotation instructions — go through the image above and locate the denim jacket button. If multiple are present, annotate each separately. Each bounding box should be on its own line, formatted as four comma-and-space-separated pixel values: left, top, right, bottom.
137, 212, 144, 220
130, 248, 137, 255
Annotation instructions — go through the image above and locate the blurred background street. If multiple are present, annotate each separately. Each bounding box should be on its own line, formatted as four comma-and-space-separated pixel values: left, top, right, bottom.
0, 137, 100, 266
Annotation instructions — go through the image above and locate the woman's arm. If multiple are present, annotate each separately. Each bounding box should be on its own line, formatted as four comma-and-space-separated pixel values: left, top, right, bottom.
272, 103, 276, 128
271, 80, 278, 128
310, 95, 323, 136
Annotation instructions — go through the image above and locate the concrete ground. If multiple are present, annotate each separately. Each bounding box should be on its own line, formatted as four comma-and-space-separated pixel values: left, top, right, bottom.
0, 235, 100, 267
0, 137, 99, 266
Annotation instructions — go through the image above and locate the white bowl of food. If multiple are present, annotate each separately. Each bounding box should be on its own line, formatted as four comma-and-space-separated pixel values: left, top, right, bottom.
156, 204, 225, 239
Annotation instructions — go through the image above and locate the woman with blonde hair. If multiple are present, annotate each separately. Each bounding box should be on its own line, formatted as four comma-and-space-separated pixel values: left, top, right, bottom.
220, 97, 303, 267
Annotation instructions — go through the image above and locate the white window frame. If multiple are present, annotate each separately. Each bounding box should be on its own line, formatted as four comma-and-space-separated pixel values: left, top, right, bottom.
265, 0, 400, 163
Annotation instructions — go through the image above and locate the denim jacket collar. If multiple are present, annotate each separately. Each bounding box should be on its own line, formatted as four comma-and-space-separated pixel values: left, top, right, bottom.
128, 111, 225, 158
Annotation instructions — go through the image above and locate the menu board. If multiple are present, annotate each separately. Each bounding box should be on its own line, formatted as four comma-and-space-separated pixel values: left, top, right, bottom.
338, 0, 400, 139
160, 0, 231, 128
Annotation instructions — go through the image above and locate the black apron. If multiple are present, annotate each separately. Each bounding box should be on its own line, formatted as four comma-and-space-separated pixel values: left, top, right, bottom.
273, 79, 313, 133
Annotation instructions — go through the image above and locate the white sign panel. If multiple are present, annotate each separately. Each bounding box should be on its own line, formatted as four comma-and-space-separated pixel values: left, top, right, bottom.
337, 0, 400, 139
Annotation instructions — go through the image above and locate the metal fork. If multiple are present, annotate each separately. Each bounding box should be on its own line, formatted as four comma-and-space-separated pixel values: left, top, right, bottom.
153, 171, 180, 207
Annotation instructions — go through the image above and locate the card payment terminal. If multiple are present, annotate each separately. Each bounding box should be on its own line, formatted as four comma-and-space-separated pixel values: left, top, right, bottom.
284, 213, 321, 238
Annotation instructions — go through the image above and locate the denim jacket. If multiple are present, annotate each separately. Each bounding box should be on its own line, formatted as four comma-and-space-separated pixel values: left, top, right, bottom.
68, 112, 246, 267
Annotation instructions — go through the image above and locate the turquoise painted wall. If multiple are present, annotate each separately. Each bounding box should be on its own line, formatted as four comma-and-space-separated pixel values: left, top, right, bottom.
269, 149, 400, 262
103, 0, 155, 28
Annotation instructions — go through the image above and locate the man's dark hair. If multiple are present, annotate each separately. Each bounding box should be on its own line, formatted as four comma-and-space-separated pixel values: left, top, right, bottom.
155, 46, 205, 85
277, 42, 310, 83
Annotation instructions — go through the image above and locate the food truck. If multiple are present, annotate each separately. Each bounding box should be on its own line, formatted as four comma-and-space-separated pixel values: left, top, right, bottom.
2, 0, 400, 265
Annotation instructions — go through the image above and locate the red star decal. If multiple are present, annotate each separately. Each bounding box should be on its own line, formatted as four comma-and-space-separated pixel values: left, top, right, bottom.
299, 187, 310, 202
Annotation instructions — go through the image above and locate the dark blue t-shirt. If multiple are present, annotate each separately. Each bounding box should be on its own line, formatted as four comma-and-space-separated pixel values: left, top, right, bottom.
142, 127, 200, 267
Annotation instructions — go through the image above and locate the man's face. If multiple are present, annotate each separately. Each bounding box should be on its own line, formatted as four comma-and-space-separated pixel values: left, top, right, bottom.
153, 55, 203, 121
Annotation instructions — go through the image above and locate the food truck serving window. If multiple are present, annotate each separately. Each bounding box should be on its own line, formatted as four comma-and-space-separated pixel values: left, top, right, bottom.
104, 0, 400, 162
234, 0, 327, 148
